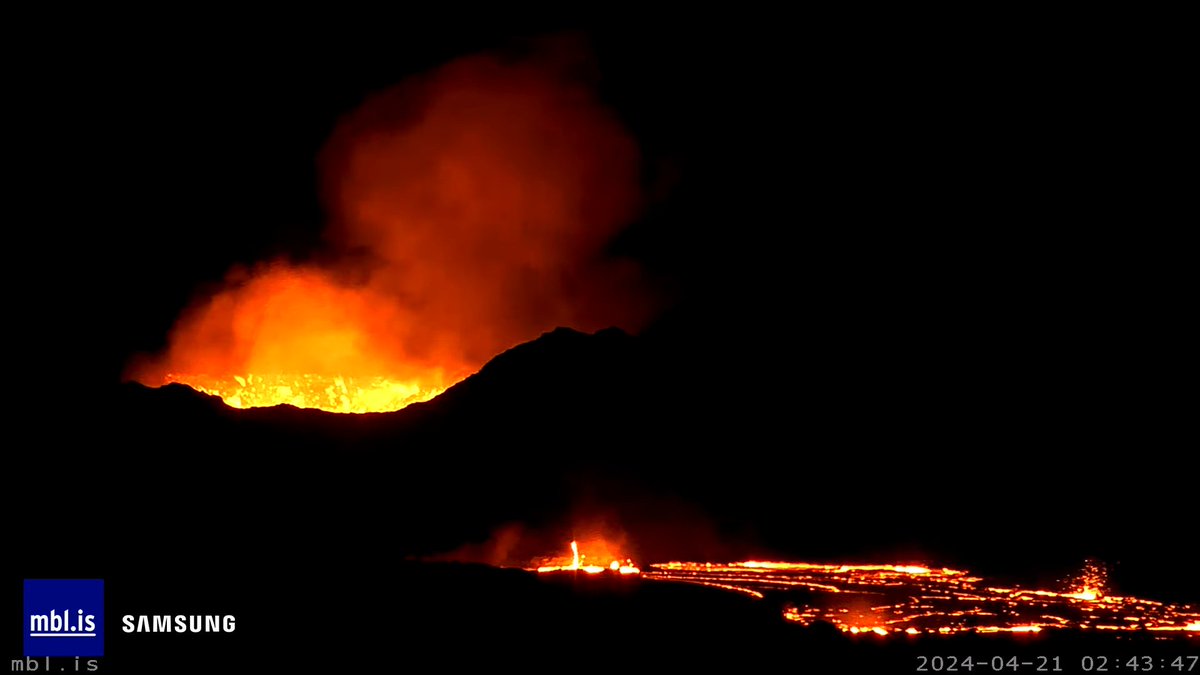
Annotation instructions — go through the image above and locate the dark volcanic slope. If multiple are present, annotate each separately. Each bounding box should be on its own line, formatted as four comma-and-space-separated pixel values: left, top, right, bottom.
17, 328, 663, 565
11, 326, 1200, 605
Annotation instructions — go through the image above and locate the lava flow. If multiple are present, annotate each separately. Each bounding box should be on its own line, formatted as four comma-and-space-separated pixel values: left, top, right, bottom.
533, 540, 641, 575
645, 560, 1200, 637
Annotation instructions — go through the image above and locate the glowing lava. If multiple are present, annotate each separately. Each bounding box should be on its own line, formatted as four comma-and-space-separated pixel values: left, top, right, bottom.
1063, 559, 1107, 602
127, 43, 656, 414
534, 540, 640, 575
163, 373, 444, 414
646, 561, 1200, 637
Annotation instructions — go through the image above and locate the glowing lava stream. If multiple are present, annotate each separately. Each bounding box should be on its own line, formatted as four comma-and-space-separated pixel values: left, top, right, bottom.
534, 541, 640, 575
637, 561, 1200, 637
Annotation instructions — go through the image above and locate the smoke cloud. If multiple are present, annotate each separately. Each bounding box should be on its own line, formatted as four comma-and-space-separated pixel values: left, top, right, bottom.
128, 38, 654, 398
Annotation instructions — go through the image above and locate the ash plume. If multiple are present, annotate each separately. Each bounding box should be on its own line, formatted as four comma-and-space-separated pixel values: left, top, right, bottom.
128, 37, 655, 392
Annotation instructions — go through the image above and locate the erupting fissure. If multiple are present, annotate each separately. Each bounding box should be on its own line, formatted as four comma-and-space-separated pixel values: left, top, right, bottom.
127, 39, 653, 413
534, 540, 640, 575
162, 373, 444, 414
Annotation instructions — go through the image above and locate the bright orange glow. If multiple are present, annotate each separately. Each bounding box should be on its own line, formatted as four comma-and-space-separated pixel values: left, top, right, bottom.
734, 561, 963, 575
141, 268, 457, 413
1063, 559, 1106, 603
533, 540, 641, 576
164, 373, 443, 414
645, 560, 1200, 637
127, 40, 654, 413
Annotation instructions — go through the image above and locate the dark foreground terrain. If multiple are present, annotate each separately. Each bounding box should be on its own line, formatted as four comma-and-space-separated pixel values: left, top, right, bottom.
7, 328, 1197, 672
15, 561, 1191, 673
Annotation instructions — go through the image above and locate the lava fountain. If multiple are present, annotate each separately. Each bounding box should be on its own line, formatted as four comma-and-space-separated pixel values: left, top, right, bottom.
126, 38, 654, 413
533, 540, 640, 575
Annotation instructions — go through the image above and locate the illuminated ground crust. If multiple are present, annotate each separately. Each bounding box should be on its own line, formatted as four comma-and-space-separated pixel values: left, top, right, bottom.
645, 562, 1200, 637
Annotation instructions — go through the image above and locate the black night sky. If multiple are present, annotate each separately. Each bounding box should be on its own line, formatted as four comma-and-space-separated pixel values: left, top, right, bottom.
12, 15, 1181, 387
6, 10, 1193, 672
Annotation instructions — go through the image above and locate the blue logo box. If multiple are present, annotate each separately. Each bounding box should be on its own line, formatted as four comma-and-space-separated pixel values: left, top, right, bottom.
23, 579, 105, 657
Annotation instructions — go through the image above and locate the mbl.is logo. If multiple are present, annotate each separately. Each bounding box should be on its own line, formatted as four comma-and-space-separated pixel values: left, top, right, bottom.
22, 580, 104, 657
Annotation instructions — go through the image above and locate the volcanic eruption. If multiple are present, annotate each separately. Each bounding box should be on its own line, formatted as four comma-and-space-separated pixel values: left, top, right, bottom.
534, 540, 641, 575
126, 39, 653, 413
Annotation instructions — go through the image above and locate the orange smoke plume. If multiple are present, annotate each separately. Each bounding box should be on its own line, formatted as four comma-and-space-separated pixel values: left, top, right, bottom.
127, 38, 653, 412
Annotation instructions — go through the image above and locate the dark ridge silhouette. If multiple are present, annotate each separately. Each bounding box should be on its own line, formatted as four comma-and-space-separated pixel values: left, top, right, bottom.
9, 330, 1198, 673
14, 324, 1200, 604
8, 328, 1197, 673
